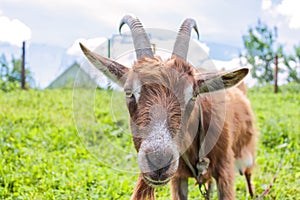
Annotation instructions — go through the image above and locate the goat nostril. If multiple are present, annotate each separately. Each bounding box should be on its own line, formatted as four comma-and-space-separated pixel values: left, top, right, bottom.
153, 162, 172, 181
157, 168, 164, 178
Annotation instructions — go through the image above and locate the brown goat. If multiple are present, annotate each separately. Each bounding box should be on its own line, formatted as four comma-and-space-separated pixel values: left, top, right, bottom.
80, 15, 258, 200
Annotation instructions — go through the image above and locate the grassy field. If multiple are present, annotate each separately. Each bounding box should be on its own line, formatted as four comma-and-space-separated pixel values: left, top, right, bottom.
0, 83, 299, 199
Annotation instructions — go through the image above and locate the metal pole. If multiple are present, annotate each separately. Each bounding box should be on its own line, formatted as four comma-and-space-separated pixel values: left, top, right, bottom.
274, 54, 278, 93
108, 39, 111, 58
21, 41, 26, 89
151, 43, 156, 54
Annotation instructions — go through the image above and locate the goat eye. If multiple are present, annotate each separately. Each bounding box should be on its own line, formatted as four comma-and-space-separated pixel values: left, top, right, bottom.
125, 90, 133, 98
126, 93, 137, 118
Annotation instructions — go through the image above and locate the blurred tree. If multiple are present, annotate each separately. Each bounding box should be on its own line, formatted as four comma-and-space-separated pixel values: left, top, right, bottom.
0, 54, 9, 80
284, 46, 300, 83
241, 19, 283, 84
0, 54, 34, 91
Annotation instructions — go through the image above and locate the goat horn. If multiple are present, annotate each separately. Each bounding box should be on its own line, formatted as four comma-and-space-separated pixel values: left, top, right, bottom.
119, 15, 154, 59
172, 18, 199, 60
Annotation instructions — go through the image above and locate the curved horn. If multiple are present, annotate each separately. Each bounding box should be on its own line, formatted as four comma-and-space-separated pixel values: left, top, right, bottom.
119, 15, 154, 59
172, 18, 199, 60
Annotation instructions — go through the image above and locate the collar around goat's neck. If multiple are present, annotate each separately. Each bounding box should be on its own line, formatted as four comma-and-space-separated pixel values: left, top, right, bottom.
179, 94, 210, 187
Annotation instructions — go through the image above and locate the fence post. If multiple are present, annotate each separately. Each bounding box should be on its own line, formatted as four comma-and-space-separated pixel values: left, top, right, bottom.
108, 39, 111, 58
21, 41, 26, 89
274, 54, 278, 93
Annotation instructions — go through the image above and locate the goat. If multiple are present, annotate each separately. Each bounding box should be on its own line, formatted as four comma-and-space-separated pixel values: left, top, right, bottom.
80, 15, 258, 200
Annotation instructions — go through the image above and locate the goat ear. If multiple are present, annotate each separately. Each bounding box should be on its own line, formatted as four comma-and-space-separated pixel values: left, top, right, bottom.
80, 42, 129, 86
195, 68, 249, 94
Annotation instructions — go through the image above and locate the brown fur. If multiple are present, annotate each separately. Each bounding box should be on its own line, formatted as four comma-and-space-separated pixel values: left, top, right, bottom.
129, 56, 258, 200
80, 19, 257, 199
131, 174, 155, 200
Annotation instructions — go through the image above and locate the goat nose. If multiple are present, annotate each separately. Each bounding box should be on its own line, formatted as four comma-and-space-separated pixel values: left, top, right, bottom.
145, 151, 173, 171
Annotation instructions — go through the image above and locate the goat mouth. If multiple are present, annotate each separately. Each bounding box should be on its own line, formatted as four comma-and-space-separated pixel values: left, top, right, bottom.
143, 175, 171, 187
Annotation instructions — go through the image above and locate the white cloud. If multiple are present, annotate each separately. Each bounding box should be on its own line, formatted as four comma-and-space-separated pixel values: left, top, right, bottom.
276, 0, 300, 29
261, 0, 272, 10
0, 16, 31, 47
195, 40, 210, 55
212, 57, 241, 71
67, 37, 107, 56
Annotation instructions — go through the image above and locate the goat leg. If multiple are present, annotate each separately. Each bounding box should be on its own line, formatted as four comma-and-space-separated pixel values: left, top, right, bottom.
244, 168, 254, 198
214, 158, 235, 200
170, 177, 188, 200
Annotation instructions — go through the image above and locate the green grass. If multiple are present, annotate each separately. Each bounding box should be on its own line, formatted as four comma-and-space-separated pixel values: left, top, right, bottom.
0, 83, 299, 199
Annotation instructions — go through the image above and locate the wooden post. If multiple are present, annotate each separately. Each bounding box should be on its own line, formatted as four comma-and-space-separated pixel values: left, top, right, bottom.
274, 54, 278, 93
21, 41, 26, 89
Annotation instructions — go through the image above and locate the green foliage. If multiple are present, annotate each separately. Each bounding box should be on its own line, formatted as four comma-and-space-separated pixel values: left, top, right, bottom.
247, 83, 300, 199
0, 79, 19, 92
241, 20, 283, 84
0, 85, 299, 199
242, 20, 300, 85
0, 54, 34, 91
284, 45, 300, 83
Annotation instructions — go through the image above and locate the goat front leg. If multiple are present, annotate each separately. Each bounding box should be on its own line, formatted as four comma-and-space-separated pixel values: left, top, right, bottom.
131, 174, 155, 200
214, 160, 235, 200
170, 177, 188, 200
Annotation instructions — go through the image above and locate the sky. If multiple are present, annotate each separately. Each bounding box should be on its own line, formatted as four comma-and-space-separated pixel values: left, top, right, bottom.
0, 0, 299, 49
0, 0, 300, 87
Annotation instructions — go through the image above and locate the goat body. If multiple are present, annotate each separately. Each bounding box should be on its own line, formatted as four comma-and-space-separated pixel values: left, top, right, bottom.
80, 15, 258, 200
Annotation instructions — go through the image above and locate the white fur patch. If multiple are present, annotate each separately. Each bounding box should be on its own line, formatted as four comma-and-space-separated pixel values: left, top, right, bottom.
235, 153, 253, 173
138, 118, 179, 173
132, 78, 141, 102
